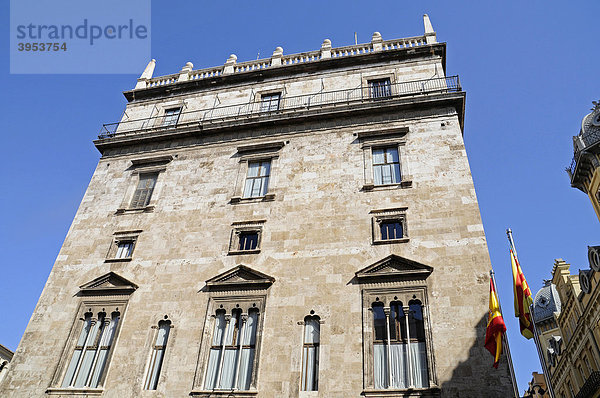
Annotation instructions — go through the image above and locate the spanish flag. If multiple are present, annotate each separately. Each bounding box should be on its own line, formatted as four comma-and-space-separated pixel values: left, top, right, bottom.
511, 248, 534, 339
485, 277, 507, 368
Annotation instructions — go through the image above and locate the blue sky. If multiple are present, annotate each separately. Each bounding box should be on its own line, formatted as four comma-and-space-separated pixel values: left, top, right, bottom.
1, 1, 599, 393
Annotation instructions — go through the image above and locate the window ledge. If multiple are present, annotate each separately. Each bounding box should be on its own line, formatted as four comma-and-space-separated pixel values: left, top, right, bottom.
104, 257, 133, 263
373, 238, 410, 245
115, 206, 155, 215
230, 194, 275, 204
46, 387, 104, 396
189, 390, 258, 397
362, 387, 440, 397
363, 180, 412, 191
228, 249, 261, 255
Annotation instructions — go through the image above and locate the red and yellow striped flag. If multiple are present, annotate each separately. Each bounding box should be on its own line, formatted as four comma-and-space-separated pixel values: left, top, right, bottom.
511, 248, 534, 339
485, 277, 507, 368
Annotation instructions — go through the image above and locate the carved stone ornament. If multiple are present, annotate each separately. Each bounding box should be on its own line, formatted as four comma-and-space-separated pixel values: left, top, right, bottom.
205, 264, 275, 291
355, 254, 433, 283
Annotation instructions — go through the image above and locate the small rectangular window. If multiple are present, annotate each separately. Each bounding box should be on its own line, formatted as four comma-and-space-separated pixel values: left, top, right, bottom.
373, 147, 401, 185
131, 174, 158, 208
229, 222, 264, 255
243, 161, 270, 198
380, 221, 403, 241
371, 209, 408, 245
260, 93, 281, 112
162, 107, 181, 126
239, 232, 259, 251
115, 241, 134, 259
368, 78, 391, 98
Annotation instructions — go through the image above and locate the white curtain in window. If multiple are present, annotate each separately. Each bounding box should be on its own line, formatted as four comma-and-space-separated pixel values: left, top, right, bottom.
410, 342, 428, 388
304, 318, 320, 344
237, 311, 258, 390
116, 242, 132, 258
237, 348, 255, 390
62, 316, 92, 387
205, 310, 257, 391
373, 343, 388, 389
373, 149, 385, 164
144, 321, 170, 390
243, 163, 259, 198
73, 317, 103, 387
205, 313, 226, 389
89, 315, 119, 388
374, 344, 408, 389
389, 344, 407, 389
218, 349, 238, 389
301, 318, 320, 391
205, 349, 222, 389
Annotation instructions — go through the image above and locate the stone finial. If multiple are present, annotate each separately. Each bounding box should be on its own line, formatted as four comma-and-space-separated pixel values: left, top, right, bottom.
177, 62, 194, 82
223, 54, 237, 74
135, 59, 156, 89
371, 32, 383, 52
423, 14, 437, 44
180, 62, 193, 72
321, 39, 331, 59
271, 46, 283, 66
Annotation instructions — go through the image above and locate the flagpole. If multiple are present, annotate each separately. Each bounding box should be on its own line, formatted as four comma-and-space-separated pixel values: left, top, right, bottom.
506, 228, 556, 398
490, 269, 520, 398
530, 303, 556, 398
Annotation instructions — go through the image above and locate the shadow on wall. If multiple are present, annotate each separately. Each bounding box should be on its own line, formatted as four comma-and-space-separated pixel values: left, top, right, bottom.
439, 314, 515, 397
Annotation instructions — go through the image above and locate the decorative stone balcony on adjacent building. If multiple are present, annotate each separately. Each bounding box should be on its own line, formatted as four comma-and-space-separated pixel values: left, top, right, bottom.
568, 101, 600, 192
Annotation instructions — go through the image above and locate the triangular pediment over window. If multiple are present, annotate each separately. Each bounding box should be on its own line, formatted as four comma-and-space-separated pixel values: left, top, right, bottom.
78, 272, 138, 296
355, 254, 433, 283
205, 265, 275, 291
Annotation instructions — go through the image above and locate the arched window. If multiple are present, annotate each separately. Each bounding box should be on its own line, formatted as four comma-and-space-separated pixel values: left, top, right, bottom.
372, 299, 429, 389
62, 310, 120, 388
301, 315, 320, 391
144, 319, 172, 390
204, 307, 259, 391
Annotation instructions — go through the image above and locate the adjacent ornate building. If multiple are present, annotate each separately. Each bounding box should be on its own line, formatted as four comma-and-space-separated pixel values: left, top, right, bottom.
0, 344, 13, 387
0, 16, 514, 397
568, 101, 600, 222
534, 257, 600, 398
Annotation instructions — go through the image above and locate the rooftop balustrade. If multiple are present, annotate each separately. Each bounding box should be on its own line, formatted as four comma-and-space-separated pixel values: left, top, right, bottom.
138, 34, 432, 90
99, 75, 460, 139
134, 15, 438, 91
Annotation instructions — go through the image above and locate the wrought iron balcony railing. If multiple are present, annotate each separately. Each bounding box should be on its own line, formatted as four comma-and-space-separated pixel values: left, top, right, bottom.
98, 75, 461, 139
569, 129, 600, 178
575, 371, 600, 398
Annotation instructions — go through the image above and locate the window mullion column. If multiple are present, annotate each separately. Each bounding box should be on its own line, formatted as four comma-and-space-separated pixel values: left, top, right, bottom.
404, 306, 414, 388
233, 313, 248, 390
215, 314, 231, 389
383, 307, 393, 388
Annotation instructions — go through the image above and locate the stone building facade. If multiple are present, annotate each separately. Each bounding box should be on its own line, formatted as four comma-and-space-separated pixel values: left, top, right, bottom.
523, 372, 550, 398
537, 258, 600, 398
1, 16, 513, 397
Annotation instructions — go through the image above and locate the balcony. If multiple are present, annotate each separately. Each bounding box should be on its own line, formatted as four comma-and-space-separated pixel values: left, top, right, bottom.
569, 129, 600, 176
98, 75, 461, 140
575, 371, 600, 398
